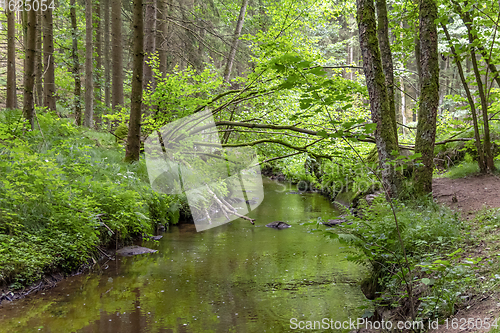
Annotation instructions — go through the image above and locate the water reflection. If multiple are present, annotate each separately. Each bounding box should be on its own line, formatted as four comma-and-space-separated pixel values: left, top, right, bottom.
0, 179, 368, 333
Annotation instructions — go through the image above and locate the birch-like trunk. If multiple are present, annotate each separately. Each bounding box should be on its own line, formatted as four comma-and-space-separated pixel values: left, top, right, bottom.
223, 0, 249, 83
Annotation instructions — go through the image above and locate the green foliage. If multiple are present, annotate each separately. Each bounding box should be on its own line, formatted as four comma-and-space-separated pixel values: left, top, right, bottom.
321, 197, 463, 320
0, 112, 180, 288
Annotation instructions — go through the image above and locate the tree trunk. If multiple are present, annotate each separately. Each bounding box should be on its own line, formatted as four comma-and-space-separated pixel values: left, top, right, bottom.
125, 0, 144, 162
112, 0, 124, 111
442, 23, 486, 173
70, 0, 82, 126
35, 9, 43, 107
414, 0, 439, 195
457, 8, 496, 172
94, 0, 103, 127
104, 0, 111, 110
156, 0, 167, 76
400, 74, 406, 135
6, 7, 17, 109
466, 31, 495, 171
143, 0, 156, 97
24, 9, 37, 130
223, 0, 249, 83
43, 8, 56, 111
375, 0, 398, 142
413, 22, 421, 123
357, 0, 401, 199
85, 0, 94, 128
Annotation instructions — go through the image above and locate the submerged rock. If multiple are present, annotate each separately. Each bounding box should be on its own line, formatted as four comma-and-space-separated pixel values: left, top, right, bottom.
265, 221, 291, 229
324, 218, 347, 226
116, 246, 157, 257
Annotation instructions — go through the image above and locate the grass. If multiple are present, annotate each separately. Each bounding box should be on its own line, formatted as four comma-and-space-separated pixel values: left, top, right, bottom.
436, 160, 500, 179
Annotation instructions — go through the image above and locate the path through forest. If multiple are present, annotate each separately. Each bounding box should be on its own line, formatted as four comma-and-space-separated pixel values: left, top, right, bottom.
429, 174, 500, 332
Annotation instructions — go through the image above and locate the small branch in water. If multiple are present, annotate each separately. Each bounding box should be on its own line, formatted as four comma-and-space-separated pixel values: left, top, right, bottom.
94, 245, 114, 260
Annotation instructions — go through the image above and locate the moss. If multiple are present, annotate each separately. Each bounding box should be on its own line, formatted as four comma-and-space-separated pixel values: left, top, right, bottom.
114, 123, 128, 142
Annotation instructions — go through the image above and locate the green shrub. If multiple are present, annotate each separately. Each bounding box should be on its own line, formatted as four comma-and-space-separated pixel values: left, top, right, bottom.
0, 112, 181, 288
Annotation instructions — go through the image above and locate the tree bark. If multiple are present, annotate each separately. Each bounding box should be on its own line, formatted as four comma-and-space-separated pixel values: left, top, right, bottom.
24, 9, 37, 129
414, 0, 439, 195
94, 0, 103, 127
223, 0, 249, 83
112, 0, 124, 111
6, 7, 17, 109
125, 0, 144, 162
43, 8, 56, 111
375, 0, 398, 142
442, 23, 486, 173
35, 9, 43, 107
70, 0, 82, 126
456, 8, 496, 172
357, 0, 401, 198
85, 0, 94, 128
156, 0, 167, 76
143, 0, 156, 98
104, 0, 111, 110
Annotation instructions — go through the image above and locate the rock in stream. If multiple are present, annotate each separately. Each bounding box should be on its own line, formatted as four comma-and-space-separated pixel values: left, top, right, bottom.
116, 246, 157, 257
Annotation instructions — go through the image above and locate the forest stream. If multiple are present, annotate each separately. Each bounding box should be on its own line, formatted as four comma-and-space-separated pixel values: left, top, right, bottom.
0, 178, 368, 333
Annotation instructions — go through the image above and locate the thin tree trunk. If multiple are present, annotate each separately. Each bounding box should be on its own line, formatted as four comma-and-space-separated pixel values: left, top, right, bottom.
125, 0, 144, 162
442, 23, 486, 173
24, 9, 36, 130
375, 0, 398, 143
94, 0, 103, 127
70, 0, 82, 125
400, 74, 406, 135
357, 0, 401, 198
463, 12, 495, 171
223, 0, 249, 83
6, 7, 17, 109
156, 0, 167, 76
104, 0, 111, 110
85, 0, 94, 128
477, 46, 500, 89
414, 0, 439, 195
143, 0, 156, 99
112, 0, 124, 111
35, 9, 43, 107
43, 8, 56, 111
413, 21, 421, 123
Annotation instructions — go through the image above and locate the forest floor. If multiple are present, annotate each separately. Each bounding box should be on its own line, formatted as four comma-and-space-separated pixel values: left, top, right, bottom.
428, 174, 500, 333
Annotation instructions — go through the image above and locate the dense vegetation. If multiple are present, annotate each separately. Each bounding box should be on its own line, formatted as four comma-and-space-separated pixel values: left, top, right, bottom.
2, 0, 500, 328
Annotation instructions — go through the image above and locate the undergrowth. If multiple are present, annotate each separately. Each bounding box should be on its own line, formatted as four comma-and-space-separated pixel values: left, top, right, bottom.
310, 195, 500, 326
438, 160, 500, 179
0, 109, 180, 289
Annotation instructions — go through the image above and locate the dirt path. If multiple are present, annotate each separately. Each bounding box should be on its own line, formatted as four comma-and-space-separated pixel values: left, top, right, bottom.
433, 174, 500, 219
429, 174, 500, 333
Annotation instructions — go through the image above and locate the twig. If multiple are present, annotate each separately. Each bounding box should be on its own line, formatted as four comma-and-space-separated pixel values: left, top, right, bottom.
94, 246, 114, 260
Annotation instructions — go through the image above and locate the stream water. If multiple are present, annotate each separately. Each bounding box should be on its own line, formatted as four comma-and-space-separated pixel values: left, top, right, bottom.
0, 178, 368, 333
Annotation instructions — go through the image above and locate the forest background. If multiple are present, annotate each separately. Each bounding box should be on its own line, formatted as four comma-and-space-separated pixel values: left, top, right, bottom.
2, 0, 500, 327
